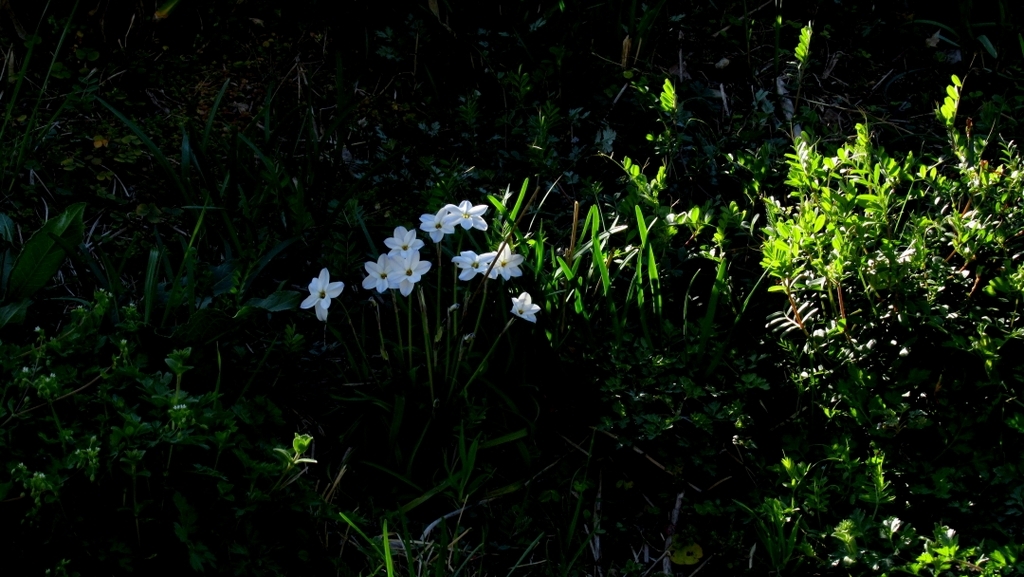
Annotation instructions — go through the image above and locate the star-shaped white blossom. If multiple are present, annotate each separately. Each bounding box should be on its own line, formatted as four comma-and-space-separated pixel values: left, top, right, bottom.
451, 250, 497, 281
488, 245, 525, 281
383, 226, 425, 259
443, 200, 488, 231
362, 254, 400, 293
419, 208, 456, 243
301, 268, 344, 321
510, 292, 540, 323
391, 252, 432, 296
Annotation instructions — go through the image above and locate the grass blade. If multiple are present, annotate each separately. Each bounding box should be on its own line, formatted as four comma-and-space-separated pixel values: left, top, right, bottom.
697, 258, 728, 361
383, 519, 395, 577
97, 96, 193, 204
510, 178, 529, 221
144, 248, 161, 324
202, 78, 231, 151
589, 206, 610, 296
506, 532, 544, 577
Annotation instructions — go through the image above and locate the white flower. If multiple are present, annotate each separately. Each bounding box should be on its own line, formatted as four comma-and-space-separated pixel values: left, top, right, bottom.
383, 226, 425, 259
419, 208, 456, 243
443, 200, 488, 231
301, 268, 344, 322
391, 252, 432, 296
488, 245, 525, 280
510, 292, 540, 323
362, 254, 400, 293
451, 250, 496, 281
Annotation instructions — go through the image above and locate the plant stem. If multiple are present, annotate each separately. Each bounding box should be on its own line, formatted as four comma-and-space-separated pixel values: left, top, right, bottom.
462, 317, 515, 395
341, 301, 373, 380
417, 287, 436, 407
48, 402, 67, 451
407, 294, 413, 369
391, 291, 404, 368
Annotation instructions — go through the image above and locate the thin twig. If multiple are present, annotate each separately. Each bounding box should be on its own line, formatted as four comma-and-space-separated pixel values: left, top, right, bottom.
3, 370, 108, 426
663, 491, 685, 575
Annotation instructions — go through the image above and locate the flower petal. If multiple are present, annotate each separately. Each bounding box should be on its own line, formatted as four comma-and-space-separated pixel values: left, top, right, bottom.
325, 281, 345, 298
318, 268, 330, 289
315, 302, 329, 322
300, 294, 320, 309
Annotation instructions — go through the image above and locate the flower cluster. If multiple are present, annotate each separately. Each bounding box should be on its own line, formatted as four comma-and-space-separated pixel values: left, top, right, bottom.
451, 244, 524, 282
362, 226, 433, 297
302, 199, 541, 323
417, 200, 489, 242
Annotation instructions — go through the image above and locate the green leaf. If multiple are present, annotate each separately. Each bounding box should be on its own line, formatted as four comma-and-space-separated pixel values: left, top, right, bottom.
635, 205, 649, 246
555, 256, 576, 281
241, 238, 297, 296
97, 97, 193, 204
795, 23, 812, 67
6, 203, 85, 300
382, 519, 396, 577
292, 433, 313, 456
590, 206, 611, 296
399, 479, 449, 513
245, 290, 302, 312
144, 248, 161, 325
0, 213, 13, 242
659, 78, 676, 114
202, 78, 231, 152
479, 428, 528, 449
0, 298, 30, 329
510, 178, 529, 222
0, 249, 12, 296
977, 35, 998, 58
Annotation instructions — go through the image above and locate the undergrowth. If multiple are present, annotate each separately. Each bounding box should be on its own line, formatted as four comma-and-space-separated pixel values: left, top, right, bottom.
2, 1, 1023, 576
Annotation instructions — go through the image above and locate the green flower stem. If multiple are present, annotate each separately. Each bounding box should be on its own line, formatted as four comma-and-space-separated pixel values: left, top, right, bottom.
173, 372, 182, 405
417, 286, 435, 406
463, 317, 515, 395
371, 298, 389, 365
436, 243, 443, 341
165, 445, 175, 477
406, 294, 413, 369
446, 235, 463, 387
391, 291, 404, 369
340, 301, 373, 381
48, 401, 67, 451
463, 278, 489, 363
